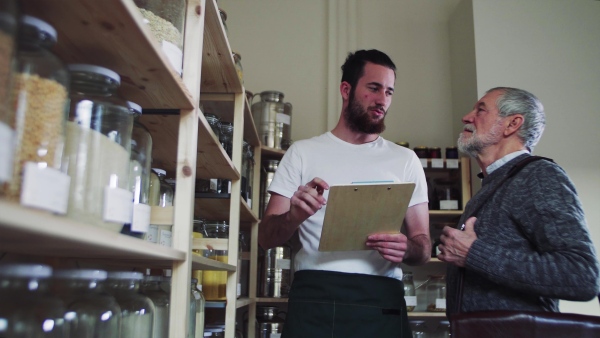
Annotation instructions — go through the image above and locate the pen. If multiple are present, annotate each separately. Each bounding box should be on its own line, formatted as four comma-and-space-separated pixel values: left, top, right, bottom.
459, 223, 466, 231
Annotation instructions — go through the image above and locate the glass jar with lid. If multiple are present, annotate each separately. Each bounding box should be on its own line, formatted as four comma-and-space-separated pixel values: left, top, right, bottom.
141, 275, 170, 338
192, 278, 206, 338
0, 263, 67, 337
425, 275, 446, 313
0, 0, 18, 190
121, 101, 153, 238
52, 269, 121, 338
402, 271, 416, 312
201, 221, 229, 300
148, 168, 173, 246
134, 0, 185, 75
3, 15, 70, 209
151, 168, 173, 207
64, 63, 134, 232
106, 271, 154, 338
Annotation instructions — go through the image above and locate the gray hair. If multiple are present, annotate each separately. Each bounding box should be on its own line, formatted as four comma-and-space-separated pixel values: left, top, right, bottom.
487, 87, 546, 151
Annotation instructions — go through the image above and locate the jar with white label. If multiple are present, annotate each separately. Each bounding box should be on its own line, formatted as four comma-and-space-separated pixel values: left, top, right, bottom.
0, 0, 18, 189
0, 263, 67, 337
3, 15, 70, 211
106, 271, 154, 338
402, 271, 416, 312
134, 0, 185, 75
425, 275, 446, 313
64, 64, 134, 233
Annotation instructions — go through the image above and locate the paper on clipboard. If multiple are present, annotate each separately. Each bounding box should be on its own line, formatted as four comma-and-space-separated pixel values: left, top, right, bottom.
318, 182, 415, 252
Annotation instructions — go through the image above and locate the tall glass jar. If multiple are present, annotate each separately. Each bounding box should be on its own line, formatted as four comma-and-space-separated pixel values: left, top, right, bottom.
141, 275, 170, 338
425, 275, 446, 313
106, 271, 154, 338
52, 269, 121, 338
0, 0, 18, 190
201, 221, 229, 300
134, 0, 185, 75
146, 168, 173, 245
192, 280, 206, 338
3, 15, 70, 210
0, 263, 67, 337
402, 271, 416, 312
64, 64, 134, 232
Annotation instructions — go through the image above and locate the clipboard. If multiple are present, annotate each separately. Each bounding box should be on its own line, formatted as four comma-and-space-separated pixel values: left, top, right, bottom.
318, 182, 415, 252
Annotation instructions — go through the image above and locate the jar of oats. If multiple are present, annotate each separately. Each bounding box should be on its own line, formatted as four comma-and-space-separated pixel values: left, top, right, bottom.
134, 0, 185, 76
64, 64, 134, 233
0, 0, 18, 188
3, 15, 70, 213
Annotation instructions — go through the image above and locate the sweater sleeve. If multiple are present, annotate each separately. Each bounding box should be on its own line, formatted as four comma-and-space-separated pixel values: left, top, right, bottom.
465, 162, 600, 301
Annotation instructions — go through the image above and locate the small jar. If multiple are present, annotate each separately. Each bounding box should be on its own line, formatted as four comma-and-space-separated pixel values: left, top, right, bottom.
0, 0, 18, 188
0, 264, 67, 337
434, 179, 460, 210
429, 147, 442, 159
65, 64, 134, 232
445, 146, 459, 159
201, 221, 229, 300
141, 275, 170, 338
409, 320, 428, 338
402, 272, 416, 312
150, 168, 173, 246
152, 168, 173, 207
106, 271, 154, 338
4, 16, 70, 206
413, 146, 429, 159
134, 0, 186, 75
232, 51, 243, 83
52, 269, 121, 338
425, 275, 446, 313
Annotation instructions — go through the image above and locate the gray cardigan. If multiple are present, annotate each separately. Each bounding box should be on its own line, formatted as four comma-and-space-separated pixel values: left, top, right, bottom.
446, 154, 600, 315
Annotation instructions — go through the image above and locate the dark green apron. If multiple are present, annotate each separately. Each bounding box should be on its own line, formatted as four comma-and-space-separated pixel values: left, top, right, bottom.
281, 270, 412, 338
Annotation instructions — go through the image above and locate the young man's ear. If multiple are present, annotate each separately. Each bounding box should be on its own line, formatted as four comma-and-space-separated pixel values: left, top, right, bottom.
340, 81, 352, 100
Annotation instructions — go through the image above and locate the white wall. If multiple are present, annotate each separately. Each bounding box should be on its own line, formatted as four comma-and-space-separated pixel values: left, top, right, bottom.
470, 0, 600, 315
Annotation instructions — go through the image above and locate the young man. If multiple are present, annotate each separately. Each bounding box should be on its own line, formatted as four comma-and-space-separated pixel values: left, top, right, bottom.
259, 49, 430, 337
438, 87, 600, 315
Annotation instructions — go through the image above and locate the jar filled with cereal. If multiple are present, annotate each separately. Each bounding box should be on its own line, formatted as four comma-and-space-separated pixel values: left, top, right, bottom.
3, 15, 70, 213
64, 64, 134, 232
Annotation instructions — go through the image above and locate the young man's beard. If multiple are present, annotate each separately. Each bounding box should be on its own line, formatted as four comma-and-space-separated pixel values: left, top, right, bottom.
344, 90, 386, 134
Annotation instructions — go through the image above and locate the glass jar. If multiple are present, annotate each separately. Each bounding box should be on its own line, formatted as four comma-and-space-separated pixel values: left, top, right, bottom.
52, 269, 121, 338
141, 275, 169, 338
0, 0, 17, 189
188, 279, 198, 337
260, 159, 279, 218
148, 168, 160, 206
425, 275, 446, 313
64, 63, 134, 232
205, 113, 222, 140
256, 306, 285, 338
245, 143, 255, 206
134, 0, 185, 75
434, 179, 460, 211
434, 320, 451, 338
192, 279, 206, 338
402, 272, 416, 312
122, 101, 153, 238
3, 15, 70, 208
241, 140, 251, 202
413, 146, 429, 159
153, 168, 173, 207
232, 51, 243, 83
201, 221, 229, 300
409, 320, 428, 338
0, 263, 67, 337
106, 271, 155, 338
219, 122, 234, 194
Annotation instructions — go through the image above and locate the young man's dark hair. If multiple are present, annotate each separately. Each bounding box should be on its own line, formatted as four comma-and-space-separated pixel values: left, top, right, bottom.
341, 49, 397, 89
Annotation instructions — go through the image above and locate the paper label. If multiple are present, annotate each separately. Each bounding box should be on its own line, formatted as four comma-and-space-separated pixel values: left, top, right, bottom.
131, 203, 151, 232
20, 163, 70, 214
103, 187, 133, 223
404, 295, 417, 306
161, 40, 183, 76
0, 122, 14, 182
145, 224, 159, 243
440, 200, 459, 210
275, 258, 291, 270
210, 178, 218, 191
276, 113, 291, 125
436, 298, 447, 309
446, 159, 459, 169
431, 159, 444, 168
158, 227, 172, 247
419, 158, 428, 168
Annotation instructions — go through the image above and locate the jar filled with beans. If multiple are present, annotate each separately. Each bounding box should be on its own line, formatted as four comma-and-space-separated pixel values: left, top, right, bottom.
3, 15, 70, 203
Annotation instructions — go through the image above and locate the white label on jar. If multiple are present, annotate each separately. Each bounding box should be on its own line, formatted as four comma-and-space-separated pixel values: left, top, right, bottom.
436, 298, 447, 309
0, 122, 14, 182
419, 158, 428, 168
275, 258, 291, 270
247, 197, 252, 208
431, 159, 444, 168
404, 295, 417, 306
446, 159, 459, 169
20, 162, 70, 214
131, 203, 151, 233
276, 113, 291, 125
158, 226, 172, 247
103, 186, 133, 223
210, 178, 218, 192
161, 40, 183, 76
440, 200, 459, 210
227, 180, 231, 193
145, 224, 159, 243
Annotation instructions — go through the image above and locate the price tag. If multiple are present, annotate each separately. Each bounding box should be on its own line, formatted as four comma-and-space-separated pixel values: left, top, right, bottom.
431, 159, 444, 168
275, 258, 291, 270
404, 296, 417, 306
162, 40, 183, 76
440, 200, 459, 210
436, 298, 447, 310
0, 123, 14, 182
21, 162, 70, 214
146, 224, 159, 243
158, 228, 172, 247
446, 159, 459, 169
419, 158, 428, 168
103, 187, 133, 223
276, 113, 291, 125
131, 203, 151, 233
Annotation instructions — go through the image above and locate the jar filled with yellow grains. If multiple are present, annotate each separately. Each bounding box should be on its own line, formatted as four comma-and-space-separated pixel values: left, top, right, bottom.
0, 0, 18, 191
3, 15, 70, 213
201, 221, 229, 300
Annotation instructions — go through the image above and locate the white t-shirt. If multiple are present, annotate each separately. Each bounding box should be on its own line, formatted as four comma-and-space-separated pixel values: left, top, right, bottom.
268, 132, 428, 279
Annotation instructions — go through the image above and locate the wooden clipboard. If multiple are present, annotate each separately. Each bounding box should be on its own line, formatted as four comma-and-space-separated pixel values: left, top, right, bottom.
318, 182, 415, 252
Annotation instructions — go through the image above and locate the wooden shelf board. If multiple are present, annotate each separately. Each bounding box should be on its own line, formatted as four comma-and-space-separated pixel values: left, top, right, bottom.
0, 201, 185, 262
194, 196, 258, 223
21, 0, 194, 110
236, 298, 253, 308
261, 146, 286, 160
